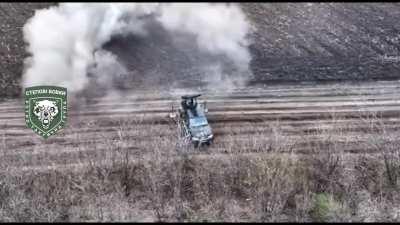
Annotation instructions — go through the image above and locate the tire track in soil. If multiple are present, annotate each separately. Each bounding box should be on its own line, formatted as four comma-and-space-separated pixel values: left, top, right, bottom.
1, 80, 400, 171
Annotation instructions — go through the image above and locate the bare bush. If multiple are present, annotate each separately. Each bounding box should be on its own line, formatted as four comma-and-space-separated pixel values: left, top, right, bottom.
1, 110, 400, 222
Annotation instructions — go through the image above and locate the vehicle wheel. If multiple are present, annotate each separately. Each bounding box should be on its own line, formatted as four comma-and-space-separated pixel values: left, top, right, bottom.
205, 141, 211, 146
193, 141, 200, 148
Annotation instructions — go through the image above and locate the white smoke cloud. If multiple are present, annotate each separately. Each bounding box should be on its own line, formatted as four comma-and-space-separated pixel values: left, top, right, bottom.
22, 3, 252, 95
89, 50, 127, 87
157, 3, 251, 71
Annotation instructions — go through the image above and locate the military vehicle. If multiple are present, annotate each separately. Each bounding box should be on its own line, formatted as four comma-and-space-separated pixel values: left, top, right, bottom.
170, 94, 213, 147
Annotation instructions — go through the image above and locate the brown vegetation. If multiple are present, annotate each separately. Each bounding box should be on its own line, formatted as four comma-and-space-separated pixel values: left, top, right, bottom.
1, 110, 400, 222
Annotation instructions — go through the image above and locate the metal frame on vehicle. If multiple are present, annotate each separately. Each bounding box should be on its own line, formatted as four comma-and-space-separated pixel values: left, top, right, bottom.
170, 94, 213, 147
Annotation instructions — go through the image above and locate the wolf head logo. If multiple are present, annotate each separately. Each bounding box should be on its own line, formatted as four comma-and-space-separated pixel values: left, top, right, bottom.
25, 86, 67, 138
33, 100, 59, 129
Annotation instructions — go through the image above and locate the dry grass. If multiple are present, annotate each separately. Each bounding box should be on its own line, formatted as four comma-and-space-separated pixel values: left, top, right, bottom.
0, 112, 400, 222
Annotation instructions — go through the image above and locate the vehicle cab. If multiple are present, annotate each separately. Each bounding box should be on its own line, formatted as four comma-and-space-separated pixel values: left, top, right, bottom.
180, 94, 213, 146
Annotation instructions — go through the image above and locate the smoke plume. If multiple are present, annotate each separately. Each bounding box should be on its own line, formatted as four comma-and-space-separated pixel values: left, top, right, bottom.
22, 3, 252, 96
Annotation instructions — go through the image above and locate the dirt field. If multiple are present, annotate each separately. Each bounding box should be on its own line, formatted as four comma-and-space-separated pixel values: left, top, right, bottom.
1, 81, 400, 222
3, 3, 400, 97
1, 80, 399, 170
2, 2, 400, 222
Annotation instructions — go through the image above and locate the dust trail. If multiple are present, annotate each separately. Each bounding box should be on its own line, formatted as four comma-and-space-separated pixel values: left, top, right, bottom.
22, 3, 252, 99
